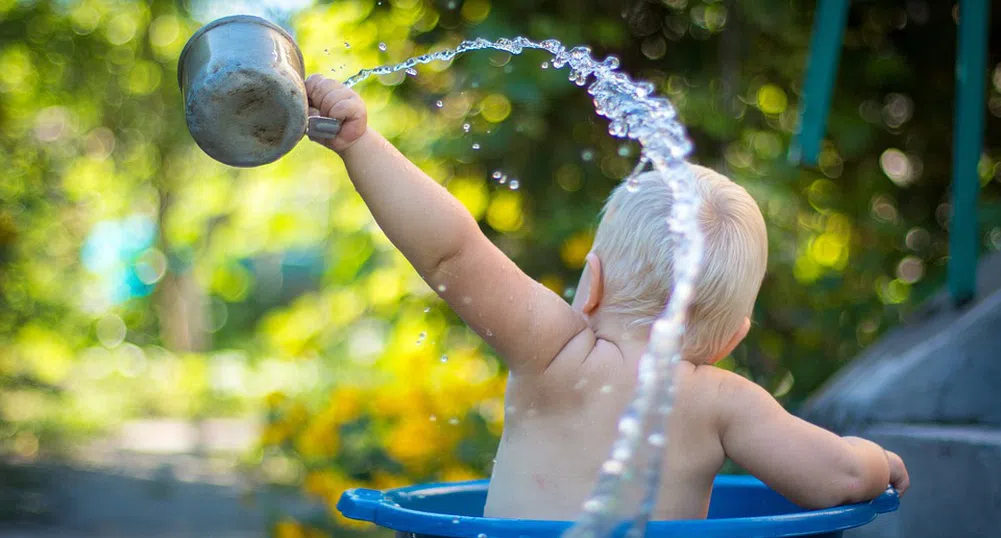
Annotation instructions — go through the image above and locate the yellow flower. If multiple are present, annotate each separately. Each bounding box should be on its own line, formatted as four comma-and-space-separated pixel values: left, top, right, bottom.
442, 465, 484, 483
261, 423, 290, 446
295, 423, 340, 461
273, 519, 306, 538
328, 386, 366, 423
371, 470, 411, 490
265, 391, 288, 409
303, 470, 344, 500
384, 414, 453, 472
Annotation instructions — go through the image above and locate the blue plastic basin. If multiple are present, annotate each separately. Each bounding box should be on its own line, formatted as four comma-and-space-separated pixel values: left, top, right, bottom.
337, 475, 898, 538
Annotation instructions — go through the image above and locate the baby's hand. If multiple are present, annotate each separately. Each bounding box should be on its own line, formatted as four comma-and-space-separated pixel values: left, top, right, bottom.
305, 75, 367, 153
886, 450, 910, 495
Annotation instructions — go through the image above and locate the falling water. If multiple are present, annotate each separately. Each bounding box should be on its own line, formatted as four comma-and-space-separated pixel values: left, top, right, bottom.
344, 37, 703, 538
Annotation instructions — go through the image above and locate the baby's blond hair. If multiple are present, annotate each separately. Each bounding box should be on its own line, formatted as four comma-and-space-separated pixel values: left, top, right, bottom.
591, 164, 768, 360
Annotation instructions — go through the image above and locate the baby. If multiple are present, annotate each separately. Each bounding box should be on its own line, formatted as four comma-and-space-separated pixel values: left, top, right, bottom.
304, 75, 909, 520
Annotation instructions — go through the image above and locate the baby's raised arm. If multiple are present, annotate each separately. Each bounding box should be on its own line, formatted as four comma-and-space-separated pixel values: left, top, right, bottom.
714, 369, 909, 509
305, 75, 587, 375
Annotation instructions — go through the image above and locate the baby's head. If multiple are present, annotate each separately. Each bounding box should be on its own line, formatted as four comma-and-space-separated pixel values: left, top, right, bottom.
585, 164, 768, 363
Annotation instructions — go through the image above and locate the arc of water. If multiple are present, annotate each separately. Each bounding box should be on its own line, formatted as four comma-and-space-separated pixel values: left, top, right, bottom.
344, 37, 703, 538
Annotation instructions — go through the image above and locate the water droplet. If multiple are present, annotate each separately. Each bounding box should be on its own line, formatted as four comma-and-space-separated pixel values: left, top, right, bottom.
440, 355, 448, 363
447, 0, 457, 8
424, 307, 431, 313
324, 48, 329, 54
448, 417, 460, 425
452, 518, 460, 524
462, 123, 471, 132
602, 460, 624, 475
508, 179, 520, 190
600, 384, 613, 394
406, 67, 417, 76
541, 61, 550, 69
378, 42, 387, 51
648, 433, 666, 447
437, 284, 447, 292
492, 170, 503, 179
618, 145, 631, 157
429, 414, 437, 422
583, 499, 604, 512
472, 143, 481, 150
344, 42, 351, 49
498, 175, 507, 184
436, 100, 444, 108
486, 329, 493, 337
581, 149, 594, 161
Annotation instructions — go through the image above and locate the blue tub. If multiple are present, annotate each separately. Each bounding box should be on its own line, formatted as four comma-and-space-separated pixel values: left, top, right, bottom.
337, 475, 898, 538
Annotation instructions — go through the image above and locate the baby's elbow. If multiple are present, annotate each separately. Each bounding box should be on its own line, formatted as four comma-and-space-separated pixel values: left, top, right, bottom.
831, 468, 888, 506
796, 473, 884, 510
841, 474, 886, 505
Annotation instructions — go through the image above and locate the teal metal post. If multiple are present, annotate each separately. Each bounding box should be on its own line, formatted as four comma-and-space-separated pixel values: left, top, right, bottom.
948, 0, 989, 305
789, 0, 850, 166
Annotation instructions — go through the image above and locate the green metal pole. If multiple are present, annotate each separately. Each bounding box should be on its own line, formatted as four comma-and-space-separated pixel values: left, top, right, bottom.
789, 0, 850, 166
948, 0, 989, 305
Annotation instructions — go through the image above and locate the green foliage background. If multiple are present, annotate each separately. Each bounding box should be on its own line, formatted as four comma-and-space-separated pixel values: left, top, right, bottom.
1, 0, 999, 534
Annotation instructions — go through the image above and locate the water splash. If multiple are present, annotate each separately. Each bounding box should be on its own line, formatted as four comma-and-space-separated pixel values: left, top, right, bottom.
344, 37, 702, 538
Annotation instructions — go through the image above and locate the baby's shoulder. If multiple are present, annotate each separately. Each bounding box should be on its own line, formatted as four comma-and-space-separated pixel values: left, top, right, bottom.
673, 363, 751, 418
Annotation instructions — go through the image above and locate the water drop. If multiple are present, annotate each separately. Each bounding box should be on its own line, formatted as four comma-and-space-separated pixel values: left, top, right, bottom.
323, 48, 329, 54
462, 123, 471, 132
581, 149, 594, 161
541, 61, 550, 69
447, 0, 457, 8
498, 175, 507, 184
406, 67, 417, 76
452, 518, 460, 524
436, 100, 444, 108
492, 170, 503, 180
424, 307, 431, 313
602, 460, 624, 475
472, 143, 481, 150
648, 433, 666, 447
344, 42, 351, 49
448, 417, 459, 425
437, 284, 447, 292
508, 179, 520, 190
378, 42, 387, 51
583, 499, 604, 513
440, 355, 448, 363
600, 384, 613, 394
429, 414, 437, 422
626, 176, 642, 192
618, 145, 631, 157
477, 534, 487, 538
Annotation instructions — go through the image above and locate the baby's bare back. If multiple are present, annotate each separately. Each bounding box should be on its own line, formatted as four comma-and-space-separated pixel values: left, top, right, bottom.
483, 338, 727, 520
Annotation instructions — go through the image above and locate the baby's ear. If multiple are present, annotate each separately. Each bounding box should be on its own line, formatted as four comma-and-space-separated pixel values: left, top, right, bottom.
708, 317, 750, 364
581, 253, 604, 314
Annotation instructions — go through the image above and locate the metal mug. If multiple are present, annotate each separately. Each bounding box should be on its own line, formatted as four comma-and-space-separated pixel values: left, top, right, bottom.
177, 15, 342, 167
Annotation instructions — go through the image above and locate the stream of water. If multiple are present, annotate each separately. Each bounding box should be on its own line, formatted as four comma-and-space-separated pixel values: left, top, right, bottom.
345, 37, 704, 538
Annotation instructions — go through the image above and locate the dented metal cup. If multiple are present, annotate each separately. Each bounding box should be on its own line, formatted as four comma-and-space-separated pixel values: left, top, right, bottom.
177, 15, 341, 167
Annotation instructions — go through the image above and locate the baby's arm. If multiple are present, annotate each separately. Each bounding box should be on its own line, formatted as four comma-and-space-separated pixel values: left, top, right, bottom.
715, 369, 909, 508
305, 76, 587, 374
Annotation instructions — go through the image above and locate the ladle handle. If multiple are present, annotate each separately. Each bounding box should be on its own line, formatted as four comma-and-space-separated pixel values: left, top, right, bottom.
307, 116, 342, 140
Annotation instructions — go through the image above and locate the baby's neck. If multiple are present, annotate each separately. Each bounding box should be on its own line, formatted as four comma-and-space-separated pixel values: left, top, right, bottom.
586, 309, 652, 357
